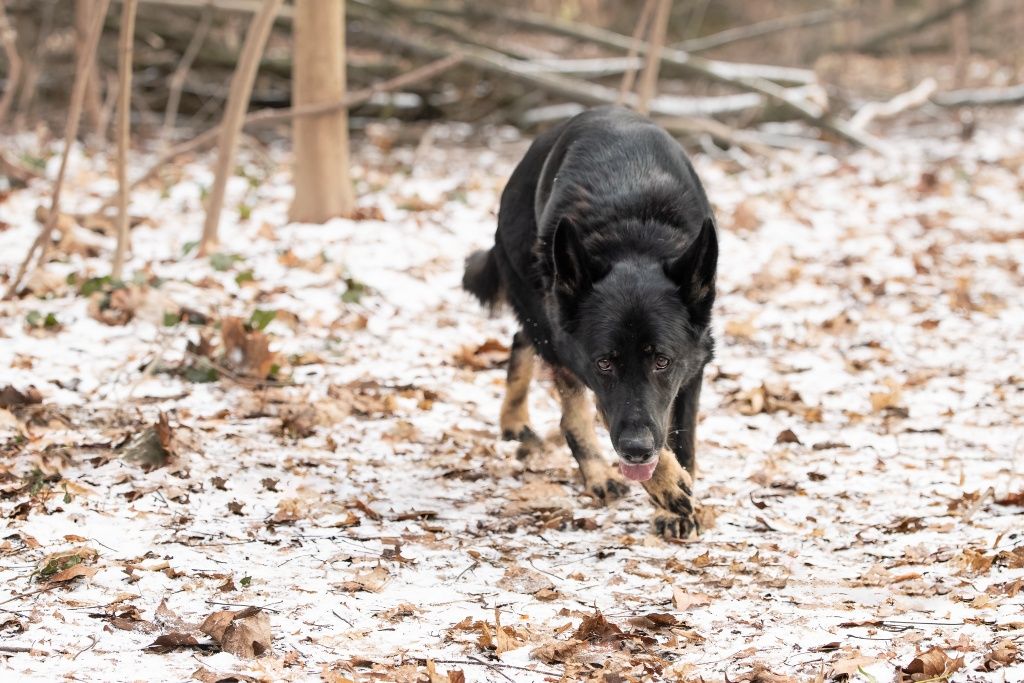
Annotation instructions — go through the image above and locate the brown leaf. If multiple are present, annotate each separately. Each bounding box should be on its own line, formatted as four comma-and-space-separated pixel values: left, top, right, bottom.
574, 611, 622, 642
48, 564, 97, 583
775, 429, 801, 445
200, 607, 272, 659
455, 338, 509, 370
191, 667, 257, 683
672, 587, 713, 610
0, 385, 42, 408
120, 413, 178, 471
531, 637, 582, 664
995, 491, 1024, 507
221, 317, 277, 379
497, 565, 555, 595
898, 647, 964, 682
147, 632, 202, 652
978, 639, 1018, 671
336, 565, 389, 593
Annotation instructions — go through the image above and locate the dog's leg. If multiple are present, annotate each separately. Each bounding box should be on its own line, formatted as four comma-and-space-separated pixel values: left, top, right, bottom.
500, 332, 541, 457
669, 372, 703, 477
643, 372, 704, 538
642, 451, 700, 539
554, 369, 629, 504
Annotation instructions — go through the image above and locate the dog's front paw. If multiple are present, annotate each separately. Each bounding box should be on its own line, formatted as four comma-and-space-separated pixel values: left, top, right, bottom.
652, 507, 700, 539
642, 454, 701, 539
583, 470, 630, 505
501, 425, 542, 459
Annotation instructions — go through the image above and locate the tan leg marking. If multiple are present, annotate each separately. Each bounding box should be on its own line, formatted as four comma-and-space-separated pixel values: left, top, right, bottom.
554, 372, 628, 504
500, 334, 540, 456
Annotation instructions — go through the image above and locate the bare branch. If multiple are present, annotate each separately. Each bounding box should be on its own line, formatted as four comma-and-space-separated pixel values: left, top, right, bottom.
112, 0, 137, 280
0, 0, 22, 125
162, 5, 213, 135
198, 0, 283, 256
4, 0, 111, 300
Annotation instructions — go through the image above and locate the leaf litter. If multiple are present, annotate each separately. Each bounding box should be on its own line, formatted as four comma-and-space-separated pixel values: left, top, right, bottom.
1, 115, 1024, 680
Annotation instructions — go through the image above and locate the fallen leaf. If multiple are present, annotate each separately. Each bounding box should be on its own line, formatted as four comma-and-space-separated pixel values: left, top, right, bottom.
497, 565, 554, 595
898, 647, 964, 682
200, 607, 272, 659
978, 639, 1018, 671
672, 587, 713, 610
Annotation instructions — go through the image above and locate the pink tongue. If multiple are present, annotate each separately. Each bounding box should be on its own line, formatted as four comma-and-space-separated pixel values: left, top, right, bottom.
619, 457, 658, 482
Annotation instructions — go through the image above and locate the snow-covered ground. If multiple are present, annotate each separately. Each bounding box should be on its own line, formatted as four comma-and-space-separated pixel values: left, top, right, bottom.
1, 116, 1023, 682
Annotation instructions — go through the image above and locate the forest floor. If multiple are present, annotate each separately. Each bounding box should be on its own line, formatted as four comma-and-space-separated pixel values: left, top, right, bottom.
1, 114, 1023, 682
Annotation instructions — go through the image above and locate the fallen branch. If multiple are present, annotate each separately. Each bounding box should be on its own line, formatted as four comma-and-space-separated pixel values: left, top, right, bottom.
95, 55, 464, 214
4, 0, 111, 301
932, 83, 1024, 107
199, 0, 283, 256
112, 0, 138, 280
674, 8, 853, 53
851, 78, 938, 131
851, 0, 980, 54
0, 0, 22, 124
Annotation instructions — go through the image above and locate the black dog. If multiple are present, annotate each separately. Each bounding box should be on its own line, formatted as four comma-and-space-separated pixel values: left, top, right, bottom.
463, 106, 717, 538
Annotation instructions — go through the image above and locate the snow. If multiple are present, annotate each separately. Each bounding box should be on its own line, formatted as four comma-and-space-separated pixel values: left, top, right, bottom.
1, 115, 1023, 681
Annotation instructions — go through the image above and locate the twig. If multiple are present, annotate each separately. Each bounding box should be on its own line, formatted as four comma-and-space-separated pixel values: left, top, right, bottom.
0, 644, 49, 655
112, 0, 137, 281
3, 0, 111, 301
674, 8, 851, 52
70, 635, 97, 661
423, 658, 561, 677
617, 0, 656, 104
932, 83, 1024, 107
470, 654, 515, 683
0, 0, 22, 125
851, 0, 980, 54
199, 0, 283, 256
94, 55, 463, 214
162, 5, 213, 134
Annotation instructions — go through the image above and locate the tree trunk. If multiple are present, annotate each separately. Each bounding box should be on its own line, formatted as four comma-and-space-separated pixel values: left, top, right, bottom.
198, 0, 283, 255
75, 0, 104, 136
112, 0, 137, 280
289, 0, 354, 223
636, 0, 671, 116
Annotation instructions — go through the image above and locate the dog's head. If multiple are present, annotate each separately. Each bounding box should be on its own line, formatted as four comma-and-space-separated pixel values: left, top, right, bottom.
549, 216, 717, 481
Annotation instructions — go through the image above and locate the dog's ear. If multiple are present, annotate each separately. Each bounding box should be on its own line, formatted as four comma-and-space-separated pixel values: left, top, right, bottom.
666, 216, 717, 322
551, 216, 594, 294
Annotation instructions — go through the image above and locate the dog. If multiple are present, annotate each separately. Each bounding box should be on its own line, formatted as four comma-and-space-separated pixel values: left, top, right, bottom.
463, 106, 717, 539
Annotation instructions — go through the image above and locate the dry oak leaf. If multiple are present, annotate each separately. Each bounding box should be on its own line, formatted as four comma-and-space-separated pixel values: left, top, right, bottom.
48, 564, 98, 583
221, 317, 277, 379
191, 667, 257, 683
978, 639, 1018, 671
0, 385, 42, 408
455, 338, 509, 370
672, 586, 713, 610
425, 660, 465, 683
497, 565, 555, 596
336, 565, 389, 593
120, 412, 179, 471
898, 647, 964, 682
147, 632, 202, 652
200, 606, 272, 659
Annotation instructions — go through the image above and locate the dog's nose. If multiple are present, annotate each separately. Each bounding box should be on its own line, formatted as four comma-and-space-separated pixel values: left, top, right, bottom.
618, 429, 655, 462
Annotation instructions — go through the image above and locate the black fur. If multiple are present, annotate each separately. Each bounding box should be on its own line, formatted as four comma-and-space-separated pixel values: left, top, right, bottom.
464, 106, 718, 526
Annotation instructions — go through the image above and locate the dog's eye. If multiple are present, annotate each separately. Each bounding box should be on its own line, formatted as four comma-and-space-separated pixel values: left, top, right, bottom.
654, 355, 672, 371
595, 357, 613, 373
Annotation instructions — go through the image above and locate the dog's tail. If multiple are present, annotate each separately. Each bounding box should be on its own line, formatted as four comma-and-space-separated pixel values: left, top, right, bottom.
462, 247, 502, 310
